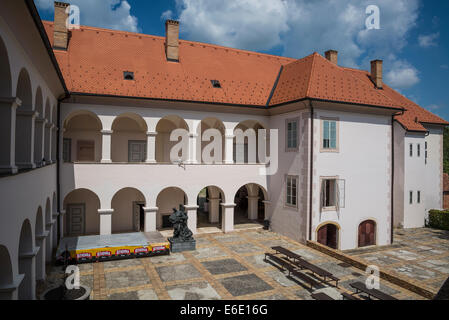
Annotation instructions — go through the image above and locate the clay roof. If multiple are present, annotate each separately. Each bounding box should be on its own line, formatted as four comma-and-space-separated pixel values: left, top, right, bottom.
444, 173, 449, 192
42, 21, 448, 131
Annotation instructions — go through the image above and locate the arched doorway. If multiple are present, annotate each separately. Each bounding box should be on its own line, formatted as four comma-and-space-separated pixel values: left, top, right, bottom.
44, 198, 52, 263
233, 183, 266, 226
317, 223, 339, 249
63, 110, 102, 162
155, 116, 189, 163
34, 207, 45, 282
111, 113, 147, 163
0, 245, 13, 300
196, 185, 225, 228
33, 87, 44, 166
197, 118, 225, 163
156, 187, 187, 229
63, 189, 101, 236
111, 188, 146, 233
18, 220, 34, 300
358, 220, 376, 247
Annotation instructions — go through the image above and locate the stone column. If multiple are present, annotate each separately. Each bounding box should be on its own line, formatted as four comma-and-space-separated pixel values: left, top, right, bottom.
184, 205, 199, 234
145, 131, 157, 163
247, 196, 259, 220
208, 198, 220, 223
224, 130, 234, 164
221, 203, 236, 233
35, 231, 48, 281
100, 130, 113, 163
34, 116, 45, 166
187, 133, 199, 164
0, 97, 20, 174
99, 209, 114, 235
15, 110, 37, 169
143, 207, 158, 232
18, 248, 38, 300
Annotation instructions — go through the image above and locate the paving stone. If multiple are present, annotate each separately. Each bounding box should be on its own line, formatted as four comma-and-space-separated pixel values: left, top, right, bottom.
260, 293, 289, 300
201, 258, 247, 275
190, 246, 228, 260
226, 243, 264, 254
137, 289, 159, 300
108, 291, 139, 300
156, 263, 202, 282
220, 274, 273, 296
315, 262, 353, 277
264, 270, 297, 287
244, 254, 271, 268
103, 258, 142, 269
166, 281, 221, 300
105, 268, 150, 289
147, 252, 186, 265
214, 234, 246, 243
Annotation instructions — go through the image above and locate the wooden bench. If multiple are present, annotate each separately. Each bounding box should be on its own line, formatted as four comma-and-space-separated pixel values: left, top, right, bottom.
292, 258, 340, 287
271, 246, 302, 262
311, 292, 335, 300
350, 282, 398, 300
341, 292, 361, 300
264, 253, 294, 272
290, 269, 321, 290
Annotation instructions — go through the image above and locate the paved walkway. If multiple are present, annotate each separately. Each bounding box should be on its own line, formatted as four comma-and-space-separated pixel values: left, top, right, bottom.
41, 229, 424, 300
345, 228, 449, 293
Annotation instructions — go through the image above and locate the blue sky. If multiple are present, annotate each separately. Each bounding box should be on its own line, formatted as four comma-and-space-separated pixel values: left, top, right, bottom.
35, 0, 449, 121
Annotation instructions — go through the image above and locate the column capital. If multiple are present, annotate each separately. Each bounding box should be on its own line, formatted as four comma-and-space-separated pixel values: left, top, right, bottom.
262, 200, 272, 205
19, 247, 40, 259
220, 203, 236, 208
146, 131, 158, 137
16, 110, 39, 119
98, 209, 114, 215
189, 133, 199, 138
0, 274, 24, 293
100, 129, 113, 135
143, 207, 158, 212
0, 96, 22, 108
184, 205, 199, 210
36, 230, 50, 240
225, 134, 235, 139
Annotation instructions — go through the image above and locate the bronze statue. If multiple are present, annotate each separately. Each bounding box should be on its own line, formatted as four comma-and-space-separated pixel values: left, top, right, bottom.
168, 205, 193, 242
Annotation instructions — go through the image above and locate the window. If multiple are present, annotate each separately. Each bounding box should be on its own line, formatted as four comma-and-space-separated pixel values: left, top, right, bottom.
211, 80, 221, 88
322, 119, 337, 151
321, 179, 337, 208
286, 118, 299, 151
417, 191, 421, 204
128, 140, 147, 162
409, 144, 413, 157
123, 71, 134, 80
63, 138, 71, 162
417, 144, 421, 157
286, 176, 298, 207
425, 142, 428, 164
77, 140, 95, 162
409, 191, 413, 204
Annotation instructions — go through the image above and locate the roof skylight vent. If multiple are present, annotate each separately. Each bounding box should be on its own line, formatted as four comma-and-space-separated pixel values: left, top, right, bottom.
124, 71, 134, 80
211, 80, 221, 88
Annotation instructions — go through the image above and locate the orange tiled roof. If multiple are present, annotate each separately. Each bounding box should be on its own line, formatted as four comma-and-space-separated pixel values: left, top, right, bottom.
42, 21, 448, 131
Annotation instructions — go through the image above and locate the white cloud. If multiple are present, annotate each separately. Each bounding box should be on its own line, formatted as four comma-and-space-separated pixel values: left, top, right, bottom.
426, 104, 440, 111
35, 0, 139, 33
418, 32, 439, 47
385, 60, 420, 89
441, 64, 449, 70
161, 10, 174, 21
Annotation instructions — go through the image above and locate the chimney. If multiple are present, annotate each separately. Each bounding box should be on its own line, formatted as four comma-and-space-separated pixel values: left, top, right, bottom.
53, 2, 70, 50
165, 20, 179, 62
325, 50, 338, 65
371, 60, 383, 89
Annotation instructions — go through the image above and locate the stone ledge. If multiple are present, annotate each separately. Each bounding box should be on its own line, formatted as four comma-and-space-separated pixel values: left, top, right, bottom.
306, 240, 436, 300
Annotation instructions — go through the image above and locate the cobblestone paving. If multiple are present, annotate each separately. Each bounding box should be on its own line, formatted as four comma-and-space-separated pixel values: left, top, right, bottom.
345, 228, 449, 293
41, 229, 428, 300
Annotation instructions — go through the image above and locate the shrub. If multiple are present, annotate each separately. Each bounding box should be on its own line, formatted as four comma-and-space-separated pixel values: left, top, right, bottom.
427, 209, 449, 231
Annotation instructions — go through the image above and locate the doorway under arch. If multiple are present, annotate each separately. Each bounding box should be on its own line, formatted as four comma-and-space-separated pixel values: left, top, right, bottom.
358, 220, 376, 247
317, 223, 339, 249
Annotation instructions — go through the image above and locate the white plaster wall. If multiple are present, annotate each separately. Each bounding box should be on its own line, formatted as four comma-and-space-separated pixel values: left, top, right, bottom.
393, 122, 405, 227
311, 109, 392, 250
424, 126, 444, 214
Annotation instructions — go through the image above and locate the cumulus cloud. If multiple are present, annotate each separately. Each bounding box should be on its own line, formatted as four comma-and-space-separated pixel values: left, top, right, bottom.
418, 32, 439, 47
161, 10, 174, 21
35, 0, 139, 32
385, 60, 420, 89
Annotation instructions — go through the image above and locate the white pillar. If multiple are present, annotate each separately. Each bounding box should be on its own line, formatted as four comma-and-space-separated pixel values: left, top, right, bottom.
145, 132, 157, 163
19, 248, 38, 300
100, 130, 112, 163
208, 198, 220, 223
143, 207, 157, 232
184, 205, 199, 234
221, 203, 236, 233
99, 209, 113, 235
35, 232, 48, 281
247, 196, 259, 220
224, 130, 234, 164
0, 97, 20, 174
187, 133, 199, 164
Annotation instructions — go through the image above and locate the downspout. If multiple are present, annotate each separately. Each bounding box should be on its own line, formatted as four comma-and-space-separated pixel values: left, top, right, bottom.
308, 101, 314, 241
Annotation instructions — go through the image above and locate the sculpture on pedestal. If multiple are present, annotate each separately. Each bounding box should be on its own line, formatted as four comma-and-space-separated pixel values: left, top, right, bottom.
168, 205, 196, 252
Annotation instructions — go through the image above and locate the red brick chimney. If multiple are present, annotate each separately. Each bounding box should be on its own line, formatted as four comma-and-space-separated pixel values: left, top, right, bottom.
165, 20, 179, 62
325, 50, 338, 65
53, 1, 70, 50
371, 60, 383, 89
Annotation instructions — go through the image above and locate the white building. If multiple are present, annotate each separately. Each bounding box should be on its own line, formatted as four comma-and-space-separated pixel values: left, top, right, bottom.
0, 1, 447, 299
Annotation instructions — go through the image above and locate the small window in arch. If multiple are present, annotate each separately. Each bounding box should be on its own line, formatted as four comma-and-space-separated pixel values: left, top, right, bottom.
211, 80, 221, 88
124, 71, 134, 80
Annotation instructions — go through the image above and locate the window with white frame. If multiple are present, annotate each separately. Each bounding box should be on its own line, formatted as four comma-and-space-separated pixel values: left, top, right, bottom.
286, 175, 298, 207
417, 191, 421, 204
286, 118, 299, 151
425, 142, 428, 164
409, 191, 413, 204
417, 144, 421, 157
322, 119, 337, 150
321, 178, 337, 208
409, 144, 413, 157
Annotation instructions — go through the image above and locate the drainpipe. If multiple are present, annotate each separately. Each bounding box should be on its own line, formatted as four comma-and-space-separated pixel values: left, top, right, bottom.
308, 101, 314, 241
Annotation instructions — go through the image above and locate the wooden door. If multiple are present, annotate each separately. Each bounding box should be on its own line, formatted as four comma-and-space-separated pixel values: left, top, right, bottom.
317, 224, 338, 249
358, 220, 376, 247
67, 204, 85, 236
317, 225, 328, 246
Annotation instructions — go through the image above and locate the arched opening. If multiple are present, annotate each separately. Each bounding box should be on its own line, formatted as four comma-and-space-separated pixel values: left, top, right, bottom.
156, 187, 187, 230
0, 35, 11, 96
0, 245, 14, 300
18, 219, 34, 300
155, 115, 189, 163
111, 113, 147, 163
233, 120, 267, 164
33, 87, 44, 166
63, 111, 102, 162
51, 105, 57, 162
43, 99, 51, 162
63, 189, 101, 236
111, 188, 146, 233
197, 118, 225, 163
233, 183, 266, 226
44, 198, 52, 262
34, 207, 45, 283
196, 186, 225, 228
15, 68, 34, 169
358, 220, 376, 247
52, 193, 58, 247
317, 223, 339, 249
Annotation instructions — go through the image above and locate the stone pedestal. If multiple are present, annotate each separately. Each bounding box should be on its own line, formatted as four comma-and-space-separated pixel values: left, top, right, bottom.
168, 238, 196, 253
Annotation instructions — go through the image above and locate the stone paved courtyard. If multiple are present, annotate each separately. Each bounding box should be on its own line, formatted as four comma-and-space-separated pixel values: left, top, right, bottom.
40, 229, 433, 300
345, 228, 449, 293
